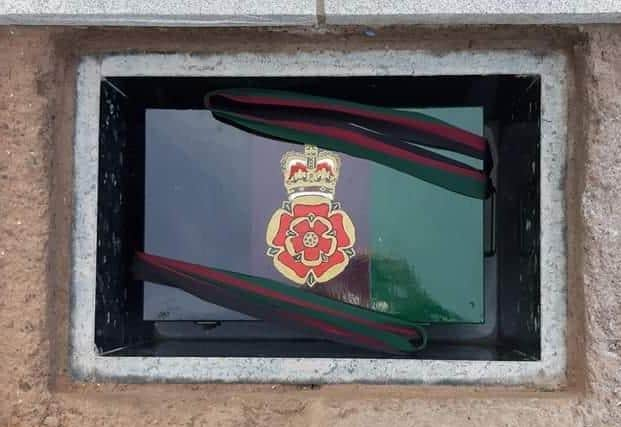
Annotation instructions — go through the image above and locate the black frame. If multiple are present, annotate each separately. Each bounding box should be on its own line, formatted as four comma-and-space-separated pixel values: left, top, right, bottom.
95, 75, 540, 360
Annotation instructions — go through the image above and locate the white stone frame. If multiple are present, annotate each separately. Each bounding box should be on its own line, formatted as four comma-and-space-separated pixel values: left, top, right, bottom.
71, 51, 568, 386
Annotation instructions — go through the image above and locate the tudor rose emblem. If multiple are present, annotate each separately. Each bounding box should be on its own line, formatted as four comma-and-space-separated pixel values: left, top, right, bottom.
266, 145, 356, 287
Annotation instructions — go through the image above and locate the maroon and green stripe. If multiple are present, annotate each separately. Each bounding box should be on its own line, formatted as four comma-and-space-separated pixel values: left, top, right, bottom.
144, 252, 424, 337
214, 110, 489, 199
205, 89, 492, 199
134, 252, 426, 354
133, 255, 400, 353
205, 88, 487, 153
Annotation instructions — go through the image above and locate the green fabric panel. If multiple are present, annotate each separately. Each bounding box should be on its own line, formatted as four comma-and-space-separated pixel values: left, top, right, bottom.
370, 108, 485, 324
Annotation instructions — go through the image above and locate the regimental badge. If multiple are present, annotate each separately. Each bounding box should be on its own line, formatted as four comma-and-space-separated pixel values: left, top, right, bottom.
266, 145, 356, 287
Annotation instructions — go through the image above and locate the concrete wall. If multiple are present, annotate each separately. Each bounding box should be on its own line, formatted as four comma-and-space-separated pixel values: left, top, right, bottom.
0, 25, 620, 426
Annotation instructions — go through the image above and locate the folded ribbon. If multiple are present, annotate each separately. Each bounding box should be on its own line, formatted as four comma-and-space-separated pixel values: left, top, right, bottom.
134, 252, 427, 355
204, 88, 493, 199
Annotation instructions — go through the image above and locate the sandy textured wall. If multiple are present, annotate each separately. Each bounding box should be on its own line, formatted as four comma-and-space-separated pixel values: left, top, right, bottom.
0, 25, 619, 426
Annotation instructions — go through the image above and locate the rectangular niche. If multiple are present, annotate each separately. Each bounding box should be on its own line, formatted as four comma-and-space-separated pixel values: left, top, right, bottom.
71, 51, 567, 385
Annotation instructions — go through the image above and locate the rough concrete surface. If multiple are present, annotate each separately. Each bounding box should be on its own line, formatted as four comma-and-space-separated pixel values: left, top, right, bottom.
2, 0, 621, 25
0, 25, 620, 426
323, 0, 621, 24
0, 0, 316, 26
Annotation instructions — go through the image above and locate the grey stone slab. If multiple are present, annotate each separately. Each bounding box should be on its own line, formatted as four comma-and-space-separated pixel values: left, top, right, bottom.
324, 0, 621, 24
0, 0, 315, 26
71, 50, 568, 385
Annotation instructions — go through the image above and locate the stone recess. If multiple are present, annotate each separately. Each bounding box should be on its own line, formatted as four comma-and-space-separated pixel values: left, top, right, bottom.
324, 0, 621, 24
0, 0, 316, 26
70, 50, 567, 386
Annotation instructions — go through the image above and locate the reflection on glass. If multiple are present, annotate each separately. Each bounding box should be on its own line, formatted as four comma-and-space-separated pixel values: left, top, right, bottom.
144, 107, 483, 324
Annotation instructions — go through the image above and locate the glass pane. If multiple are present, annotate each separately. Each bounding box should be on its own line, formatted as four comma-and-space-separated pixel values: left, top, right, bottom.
143, 107, 484, 324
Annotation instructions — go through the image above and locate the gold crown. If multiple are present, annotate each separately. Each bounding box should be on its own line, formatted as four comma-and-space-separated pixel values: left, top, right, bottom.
281, 145, 341, 200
